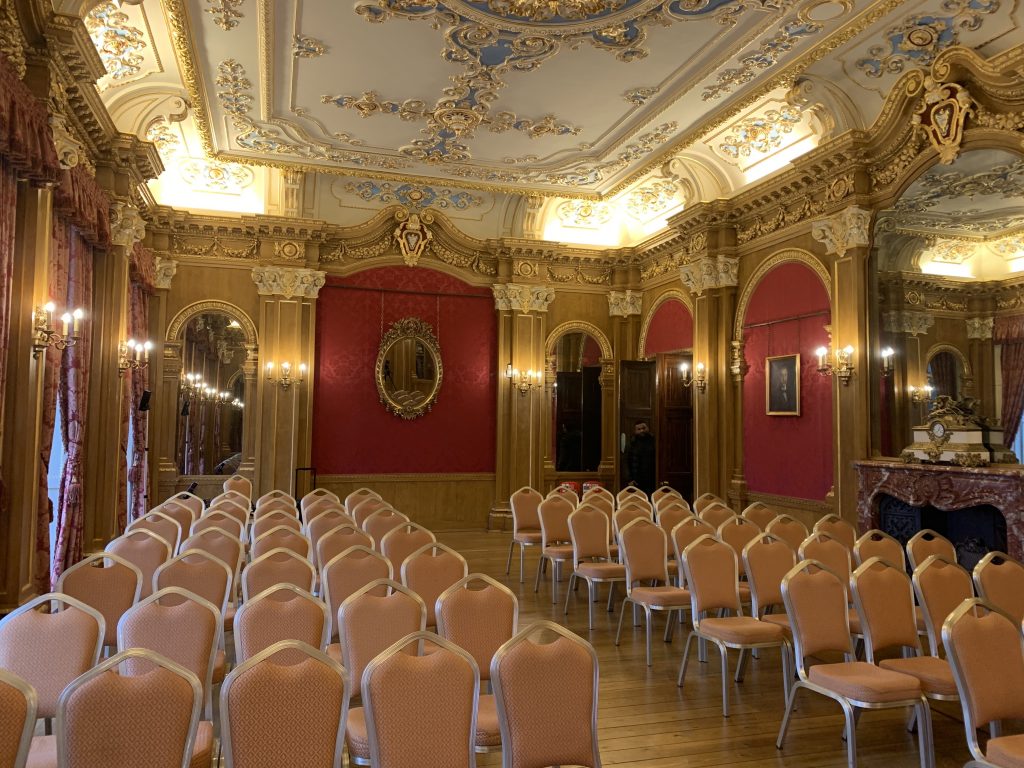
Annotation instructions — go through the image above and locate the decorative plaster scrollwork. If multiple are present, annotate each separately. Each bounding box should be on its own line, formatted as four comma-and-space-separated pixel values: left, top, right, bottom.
154, 257, 178, 290
492, 283, 555, 314
883, 310, 935, 337
730, 339, 748, 381
912, 78, 975, 165
251, 266, 326, 299
608, 290, 642, 318
811, 206, 872, 257
393, 210, 434, 267
110, 202, 146, 248
273, 241, 304, 261
678, 255, 739, 296
966, 316, 994, 340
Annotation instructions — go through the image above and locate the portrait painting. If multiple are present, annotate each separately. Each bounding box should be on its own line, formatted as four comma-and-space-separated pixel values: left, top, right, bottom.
766, 354, 800, 416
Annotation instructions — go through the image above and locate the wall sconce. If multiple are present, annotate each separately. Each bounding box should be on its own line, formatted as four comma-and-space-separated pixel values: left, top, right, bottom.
909, 385, 934, 405
265, 361, 306, 391
504, 364, 542, 396
118, 338, 153, 377
880, 347, 895, 378
815, 344, 855, 385
32, 303, 83, 359
679, 361, 707, 393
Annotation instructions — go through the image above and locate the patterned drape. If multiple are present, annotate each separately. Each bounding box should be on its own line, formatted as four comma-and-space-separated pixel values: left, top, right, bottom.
0, 159, 16, 565
995, 316, 1024, 445
51, 228, 94, 586
124, 276, 150, 526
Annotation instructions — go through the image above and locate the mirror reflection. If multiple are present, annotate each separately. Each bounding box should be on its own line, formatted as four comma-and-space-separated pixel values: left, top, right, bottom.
376, 317, 443, 419
176, 312, 246, 475
553, 332, 602, 472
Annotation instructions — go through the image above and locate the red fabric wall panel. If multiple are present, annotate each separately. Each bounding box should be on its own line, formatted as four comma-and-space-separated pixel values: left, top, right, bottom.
742, 263, 833, 500
312, 267, 496, 473
644, 299, 693, 356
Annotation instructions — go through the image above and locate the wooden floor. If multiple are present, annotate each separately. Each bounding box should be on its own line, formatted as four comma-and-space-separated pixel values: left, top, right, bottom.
436, 530, 973, 768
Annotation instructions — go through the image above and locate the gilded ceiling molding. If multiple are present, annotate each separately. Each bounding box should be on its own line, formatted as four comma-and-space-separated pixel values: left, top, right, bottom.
733, 248, 830, 339
811, 205, 872, 258
166, 299, 258, 345
251, 266, 326, 299
883, 310, 934, 337
154, 257, 177, 290
638, 288, 694, 358
545, 321, 612, 360
966, 317, 994, 340
493, 284, 556, 314
608, 290, 643, 318
679, 254, 738, 296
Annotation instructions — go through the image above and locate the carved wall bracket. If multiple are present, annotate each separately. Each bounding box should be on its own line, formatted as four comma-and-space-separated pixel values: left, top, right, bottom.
110, 201, 146, 248
493, 283, 555, 314
154, 257, 177, 290
679, 255, 738, 296
966, 316, 994, 340
812, 206, 872, 258
251, 266, 326, 299
883, 310, 935, 337
608, 290, 642, 317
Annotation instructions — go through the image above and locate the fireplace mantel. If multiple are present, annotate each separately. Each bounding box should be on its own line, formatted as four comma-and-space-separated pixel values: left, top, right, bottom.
854, 460, 1024, 559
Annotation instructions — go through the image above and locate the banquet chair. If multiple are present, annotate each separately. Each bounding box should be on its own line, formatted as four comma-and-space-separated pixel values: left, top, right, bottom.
765, 514, 809, 551
401, 542, 468, 630
223, 474, 252, 499
127, 510, 183, 555
565, 506, 626, 629
913, 555, 975, 657
242, 547, 317, 602
972, 551, 1024, 625
251, 525, 311, 560
381, 522, 436, 574
107, 529, 173, 599
854, 529, 906, 569
317, 525, 374, 573
907, 529, 957, 572
154, 549, 234, 637
741, 502, 778, 531
506, 487, 543, 584
321, 545, 393, 643
813, 513, 858, 551
535, 495, 575, 603
56, 552, 142, 648
0, 669, 36, 768
191, 511, 245, 540
363, 508, 410, 550
699, 502, 736, 530
345, 487, 382, 517
233, 584, 329, 664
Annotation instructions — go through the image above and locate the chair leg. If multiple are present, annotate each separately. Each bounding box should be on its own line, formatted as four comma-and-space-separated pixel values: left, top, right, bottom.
505, 540, 515, 575
678, 632, 696, 686
551, 560, 560, 604
606, 581, 616, 612
735, 648, 749, 682
563, 574, 574, 616
519, 546, 526, 584
644, 606, 653, 666
840, 700, 858, 768
615, 598, 631, 646
663, 610, 676, 643
915, 700, 935, 768
587, 580, 594, 629
533, 555, 544, 593
776, 683, 801, 748
719, 642, 730, 717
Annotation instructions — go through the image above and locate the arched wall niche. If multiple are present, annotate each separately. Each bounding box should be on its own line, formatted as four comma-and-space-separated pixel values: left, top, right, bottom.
925, 343, 972, 378
639, 289, 694, 358
734, 248, 831, 341
545, 320, 613, 360
166, 299, 258, 345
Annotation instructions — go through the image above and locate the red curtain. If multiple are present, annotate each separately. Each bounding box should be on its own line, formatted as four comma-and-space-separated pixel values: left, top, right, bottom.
51, 228, 94, 586
0, 159, 15, 564
0, 54, 60, 185
125, 273, 151, 525
995, 317, 1024, 444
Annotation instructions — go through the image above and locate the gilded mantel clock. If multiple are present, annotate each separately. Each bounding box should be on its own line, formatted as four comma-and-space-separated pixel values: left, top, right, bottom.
901, 397, 1017, 467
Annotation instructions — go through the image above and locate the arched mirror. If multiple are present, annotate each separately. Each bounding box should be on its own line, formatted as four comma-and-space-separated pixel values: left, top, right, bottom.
376, 317, 443, 419
176, 312, 247, 475
927, 349, 965, 400
552, 332, 603, 472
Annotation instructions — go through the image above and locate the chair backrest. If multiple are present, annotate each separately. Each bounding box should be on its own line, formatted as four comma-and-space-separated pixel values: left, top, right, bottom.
169, 492, 204, 520
252, 525, 311, 560
538, 495, 574, 548
583, 485, 613, 502
117, 587, 220, 712
364, 632, 479, 768
381, 522, 436, 572
57, 552, 142, 647
782, 560, 855, 676
0, 593, 104, 719
491, 621, 600, 768
56, 648, 202, 768
209, 491, 249, 512
344, 487, 382, 516
253, 499, 299, 520
619, 518, 669, 589
698, 502, 736, 529
400, 543, 469, 629
306, 511, 356, 567
619, 498, 654, 519
907, 528, 956, 571
221, 640, 348, 768
223, 474, 252, 499
242, 548, 317, 602
256, 490, 293, 508
942, 599, 1024, 746
765, 514, 809, 551
0, 669, 36, 768
612, 505, 653, 540
353, 497, 391, 528
973, 551, 1024, 625
364, 509, 411, 550
854, 529, 906, 569
913, 554, 975, 656
656, 505, 692, 538
300, 488, 340, 513
693, 493, 723, 514
191, 511, 245, 540
850, 558, 920, 663
154, 502, 195, 541
798, 531, 852, 582
233, 584, 329, 665
127, 511, 183, 555
651, 485, 682, 506
206, 500, 249, 528
509, 487, 543, 535
316, 525, 374, 571
717, 516, 762, 559
682, 536, 741, 615
742, 534, 796, 618
616, 485, 647, 506
338, 580, 427, 692
321, 546, 394, 641
813, 514, 857, 551
436, 574, 518, 684
250, 511, 302, 542
740, 502, 777, 530
669, 517, 716, 567
548, 485, 580, 507
154, 549, 233, 619
107, 529, 173, 599
302, 497, 345, 528
179, 528, 244, 592
569, 506, 613, 566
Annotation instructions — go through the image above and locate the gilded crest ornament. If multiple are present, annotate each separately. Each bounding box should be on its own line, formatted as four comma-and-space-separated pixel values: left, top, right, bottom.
393, 210, 435, 267
912, 79, 974, 164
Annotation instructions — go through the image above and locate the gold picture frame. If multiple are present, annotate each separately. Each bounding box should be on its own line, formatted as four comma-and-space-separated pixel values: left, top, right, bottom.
766, 354, 800, 416
375, 317, 443, 420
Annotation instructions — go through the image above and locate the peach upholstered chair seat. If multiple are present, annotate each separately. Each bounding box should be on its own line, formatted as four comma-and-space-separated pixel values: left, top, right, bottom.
400, 543, 469, 630
741, 502, 778, 531
27, 648, 206, 768
363, 632, 479, 768
321, 546, 394, 644
56, 553, 142, 648
507, 487, 543, 584
913, 554, 975, 658
381, 522, 436, 575
191, 511, 245, 540
241, 547, 317, 602
344, 488, 382, 517
973, 551, 1024, 626
566, 506, 626, 629
813, 514, 858, 551
765, 514, 810, 552
942, 599, 1024, 768
233, 584, 329, 665
0, 669, 36, 768
127, 511, 184, 555
534, 495, 576, 603
0, 594, 104, 720
221, 640, 348, 768
107, 529, 173, 599
491, 621, 601, 768
907, 529, 957, 572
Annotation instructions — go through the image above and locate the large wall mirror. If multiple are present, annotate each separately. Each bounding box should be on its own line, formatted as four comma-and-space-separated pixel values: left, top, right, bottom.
376, 317, 443, 419
176, 312, 247, 475
552, 331, 603, 472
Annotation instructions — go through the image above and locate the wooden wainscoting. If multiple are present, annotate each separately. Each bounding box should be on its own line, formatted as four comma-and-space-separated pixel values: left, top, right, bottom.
319, 473, 495, 530
734, 490, 836, 531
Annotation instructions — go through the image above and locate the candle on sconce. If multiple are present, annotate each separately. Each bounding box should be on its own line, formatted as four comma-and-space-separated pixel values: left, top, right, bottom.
266, 362, 274, 373
143, 341, 152, 361
60, 312, 71, 336
299, 363, 307, 376
815, 346, 827, 369
696, 362, 705, 375
281, 362, 292, 375
72, 308, 83, 335
44, 302, 55, 329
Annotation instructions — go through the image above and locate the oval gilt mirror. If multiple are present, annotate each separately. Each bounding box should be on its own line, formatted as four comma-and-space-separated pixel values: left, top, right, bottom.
375, 317, 443, 419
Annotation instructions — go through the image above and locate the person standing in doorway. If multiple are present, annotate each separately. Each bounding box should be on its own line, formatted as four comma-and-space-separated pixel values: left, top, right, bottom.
625, 420, 656, 496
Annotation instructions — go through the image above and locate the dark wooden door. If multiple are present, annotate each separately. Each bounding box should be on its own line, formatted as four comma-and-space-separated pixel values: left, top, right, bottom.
555, 371, 582, 471
581, 366, 602, 472
657, 353, 694, 502
619, 360, 655, 489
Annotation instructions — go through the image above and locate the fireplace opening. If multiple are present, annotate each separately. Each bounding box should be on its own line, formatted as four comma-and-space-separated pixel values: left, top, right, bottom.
878, 494, 1008, 570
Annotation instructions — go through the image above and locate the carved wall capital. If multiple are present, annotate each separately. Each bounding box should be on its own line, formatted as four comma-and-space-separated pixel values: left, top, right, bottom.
608, 290, 642, 318
883, 310, 935, 337
154, 257, 177, 290
966, 316, 994, 340
678, 255, 738, 296
110, 202, 146, 249
811, 206, 872, 258
251, 266, 326, 299
492, 283, 556, 314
